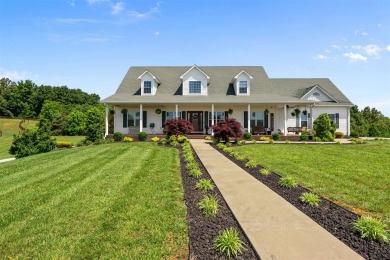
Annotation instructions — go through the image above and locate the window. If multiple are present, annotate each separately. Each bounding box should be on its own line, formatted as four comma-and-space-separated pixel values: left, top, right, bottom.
144, 81, 152, 94
328, 113, 339, 128
128, 112, 140, 127
250, 112, 264, 127
239, 81, 247, 94
208, 111, 225, 126
301, 113, 308, 128
189, 81, 201, 94
166, 111, 181, 121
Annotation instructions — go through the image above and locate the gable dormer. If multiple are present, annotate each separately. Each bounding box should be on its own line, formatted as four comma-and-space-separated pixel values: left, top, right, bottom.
180, 65, 210, 95
301, 85, 338, 103
232, 70, 253, 95
138, 71, 160, 95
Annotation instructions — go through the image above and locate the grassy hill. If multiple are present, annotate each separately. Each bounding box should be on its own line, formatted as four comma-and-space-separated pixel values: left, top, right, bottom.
0, 143, 188, 258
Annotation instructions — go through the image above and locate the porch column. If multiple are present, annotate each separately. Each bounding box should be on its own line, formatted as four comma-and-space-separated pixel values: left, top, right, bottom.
310, 105, 314, 137
347, 107, 350, 136
105, 104, 108, 138
211, 104, 215, 136
248, 104, 251, 133
139, 104, 143, 133
175, 104, 179, 119
284, 104, 287, 136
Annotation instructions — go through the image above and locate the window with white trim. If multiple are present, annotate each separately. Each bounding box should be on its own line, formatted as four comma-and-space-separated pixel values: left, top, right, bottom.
189, 81, 201, 94
328, 113, 339, 128
128, 111, 140, 126
239, 81, 248, 94
250, 112, 264, 127
209, 111, 225, 126
143, 81, 152, 94
301, 113, 309, 128
166, 111, 181, 121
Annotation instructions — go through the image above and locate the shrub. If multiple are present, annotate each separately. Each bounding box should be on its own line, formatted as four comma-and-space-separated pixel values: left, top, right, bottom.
198, 195, 219, 218
102, 138, 114, 144
85, 106, 105, 142
196, 179, 215, 192
313, 137, 322, 142
9, 129, 56, 158
350, 130, 359, 138
245, 160, 257, 168
204, 135, 211, 140
214, 228, 246, 258
259, 136, 270, 141
216, 143, 225, 150
252, 139, 257, 144
272, 132, 280, 141
186, 162, 198, 170
170, 140, 179, 147
300, 132, 309, 141
279, 176, 298, 188
335, 132, 344, 138
113, 132, 124, 142
189, 168, 202, 178
164, 118, 195, 136
260, 168, 270, 176
151, 136, 160, 142
212, 118, 243, 143
313, 113, 334, 141
138, 131, 148, 141
64, 110, 86, 136
285, 140, 290, 144
268, 139, 274, 144
353, 216, 389, 242
177, 135, 188, 143
123, 137, 133, 142
300, 192, 320, 206
243, 132, 252, 140
55, 141, 73, 149
160, 138, 167, 145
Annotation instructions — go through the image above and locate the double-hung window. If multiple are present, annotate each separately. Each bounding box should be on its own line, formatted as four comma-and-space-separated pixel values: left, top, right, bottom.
328, 113, 339, 128
189, 81, 201, 94
128, 112, 140, 126
166, 111, 181, 120
239, 81, 248, 94
208, 112, 225, 126
144, 81, 152, 94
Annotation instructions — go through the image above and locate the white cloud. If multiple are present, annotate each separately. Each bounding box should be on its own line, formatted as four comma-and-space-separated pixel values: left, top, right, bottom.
87, 0, 109, 5
128, 7, 159, 19
315, 54, 330, 60
68, 0, 75, 6
385, 45, 390, 52
111, 2, 125, 15
0, 68, 39, 81
343, 52, 367, 62
331, 44, 342, 50
363, 44, 381, 56
55, 18, 99, 24
154, 31, 160, 36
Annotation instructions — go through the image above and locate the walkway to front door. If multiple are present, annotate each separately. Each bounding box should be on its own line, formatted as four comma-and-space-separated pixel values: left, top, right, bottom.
188, 111, 203, 132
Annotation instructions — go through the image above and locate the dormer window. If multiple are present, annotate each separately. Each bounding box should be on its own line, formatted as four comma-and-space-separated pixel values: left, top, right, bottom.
189, 81, 201, 94
239, 81, 248, 94
144, 81, 152, 94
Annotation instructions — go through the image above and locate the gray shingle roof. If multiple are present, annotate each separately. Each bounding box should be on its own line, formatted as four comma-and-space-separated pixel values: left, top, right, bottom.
101, 66, 353, 105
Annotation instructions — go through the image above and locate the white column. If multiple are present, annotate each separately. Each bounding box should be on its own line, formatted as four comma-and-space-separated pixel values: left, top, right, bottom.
347, 107, 350, 136
105, 104, 109, 137
310, 105, 314, 136
211, 104, 215, 136
247, 104, 251, 133
139, 104, 143, 133
284, 104, 287, 136
175, 104, 179, 119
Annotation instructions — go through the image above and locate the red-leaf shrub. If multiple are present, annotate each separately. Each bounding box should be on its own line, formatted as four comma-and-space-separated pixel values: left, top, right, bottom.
164, 118, 195, 136
212, 118, 243, 143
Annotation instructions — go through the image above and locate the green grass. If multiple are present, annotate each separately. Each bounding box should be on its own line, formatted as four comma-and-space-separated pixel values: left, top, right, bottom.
0, 119, 38, 159
0, 143, 188, 258
231, 141, 390, 224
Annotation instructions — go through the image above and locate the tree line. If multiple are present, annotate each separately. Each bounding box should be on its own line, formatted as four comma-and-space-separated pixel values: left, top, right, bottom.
350, 105, 390, 137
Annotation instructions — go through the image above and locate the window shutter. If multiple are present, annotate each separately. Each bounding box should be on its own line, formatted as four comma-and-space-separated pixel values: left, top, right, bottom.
123, 111, 127, 128
244, 111, 248, 128
181, 111, 186, 120
336, 113, 339, 128
162, 111, 166, 127
205, 111, 209, 128
143, 111, 147, 128
264, 111, 269, 128
225, 111, 229, 119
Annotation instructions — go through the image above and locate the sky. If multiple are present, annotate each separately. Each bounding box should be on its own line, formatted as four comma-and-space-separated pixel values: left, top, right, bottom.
0, 0, 389, 116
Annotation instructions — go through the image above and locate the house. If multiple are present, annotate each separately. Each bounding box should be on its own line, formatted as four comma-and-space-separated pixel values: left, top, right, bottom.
101, 65, 353, 137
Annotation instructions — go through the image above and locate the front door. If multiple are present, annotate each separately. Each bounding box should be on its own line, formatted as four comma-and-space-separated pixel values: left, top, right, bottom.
188, 111, 203, 132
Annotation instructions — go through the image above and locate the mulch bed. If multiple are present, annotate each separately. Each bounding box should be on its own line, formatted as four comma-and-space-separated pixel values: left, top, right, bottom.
178, 145, 259, 259
211, 143, 390, 260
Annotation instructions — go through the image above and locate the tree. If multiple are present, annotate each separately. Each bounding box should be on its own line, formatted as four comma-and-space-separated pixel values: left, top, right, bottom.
85, 106, 105, 142
38, 101, 64, 135
9, 129, 55, 158
313, 113, 334, 141
212, 118, 243, 143
164, 118, 195, 136
64, 110, 86, 135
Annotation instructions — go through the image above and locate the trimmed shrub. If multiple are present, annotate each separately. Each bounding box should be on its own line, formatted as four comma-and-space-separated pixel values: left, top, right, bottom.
335, 132, 344, 138
350, 130, 359, 138
138, 131, 148, 141
113, 132, 124, 142
313, 113, 334, 141
55, 141, 73, 149
243, 132, 252, 140
300, 132, 309, 141
9, 129, 56, 158
313, 137, 322, 142
85, 106, 105, 142
272, 132, 280, 141
164, 118, 194, 136
212, 118, 243, 143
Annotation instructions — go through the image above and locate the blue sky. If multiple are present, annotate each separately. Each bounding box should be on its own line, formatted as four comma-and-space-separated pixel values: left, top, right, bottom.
1, 0, 389, 116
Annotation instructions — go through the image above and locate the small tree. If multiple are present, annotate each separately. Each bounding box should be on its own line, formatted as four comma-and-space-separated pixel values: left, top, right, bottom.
212, 118, 243, 143
164, 118, 195, 136
85, 106, 105, 142
9, 129, 55, 158
313, 113, 334, 141
64, 110, 86, 136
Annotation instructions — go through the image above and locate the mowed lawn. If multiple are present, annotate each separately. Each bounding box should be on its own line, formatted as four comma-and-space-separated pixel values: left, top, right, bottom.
232, 141, 390, 223
0, 143, 188, 259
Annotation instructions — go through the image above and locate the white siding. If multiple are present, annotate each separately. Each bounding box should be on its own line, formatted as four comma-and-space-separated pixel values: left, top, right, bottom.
234, 74, 251, 95
140, 74, 157, 96
182, 69, 208, 96
304, 88, 334, 102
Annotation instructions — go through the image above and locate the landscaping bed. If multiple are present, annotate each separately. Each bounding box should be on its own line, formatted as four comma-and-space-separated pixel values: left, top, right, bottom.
211, 143, 390, 259
179, 145, 259, 259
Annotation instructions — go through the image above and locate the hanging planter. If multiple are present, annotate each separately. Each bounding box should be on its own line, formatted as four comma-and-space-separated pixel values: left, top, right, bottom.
121, 108, 128, 114
291, 111, 296, 117
302, 109, 307, 115
155, 108, 162, 114
228, 108, 233, 115
294, 108, 301, 116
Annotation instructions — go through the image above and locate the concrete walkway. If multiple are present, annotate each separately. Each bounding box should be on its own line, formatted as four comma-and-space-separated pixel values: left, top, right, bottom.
0, 158, 15, 163
190, 139, 363, 260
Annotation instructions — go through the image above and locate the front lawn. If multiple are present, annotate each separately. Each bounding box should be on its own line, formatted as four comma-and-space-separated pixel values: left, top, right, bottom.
231, 141, 390, 224
0, 143, 188, 258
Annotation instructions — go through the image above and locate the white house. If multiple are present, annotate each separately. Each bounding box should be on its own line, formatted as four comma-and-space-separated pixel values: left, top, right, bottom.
101, 66, 353, 136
